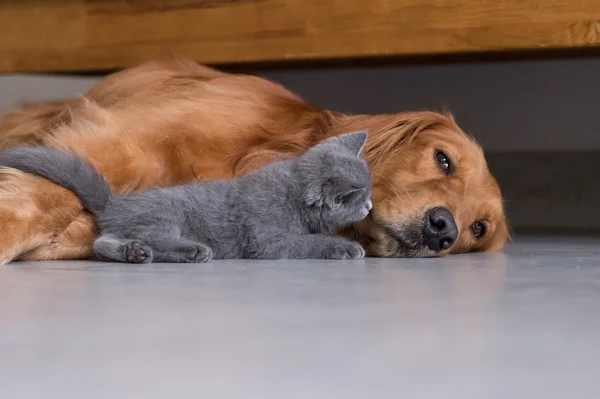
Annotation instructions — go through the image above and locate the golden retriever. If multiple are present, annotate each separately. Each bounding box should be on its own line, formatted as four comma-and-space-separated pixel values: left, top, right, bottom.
0, 58, 508, 263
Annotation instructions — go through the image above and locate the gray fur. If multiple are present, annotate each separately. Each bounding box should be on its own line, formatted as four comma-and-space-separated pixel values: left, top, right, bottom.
0, 146, 112, 214
0, 132, 372, 263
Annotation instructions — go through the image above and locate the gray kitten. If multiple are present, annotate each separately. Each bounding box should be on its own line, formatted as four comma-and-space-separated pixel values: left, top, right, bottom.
0, 132, 372, 263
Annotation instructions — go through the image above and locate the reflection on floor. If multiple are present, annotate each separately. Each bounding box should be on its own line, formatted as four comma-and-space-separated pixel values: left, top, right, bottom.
1, 235, 599, 399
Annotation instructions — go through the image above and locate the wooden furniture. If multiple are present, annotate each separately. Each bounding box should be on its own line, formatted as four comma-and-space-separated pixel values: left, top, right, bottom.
1, 0, 599, 73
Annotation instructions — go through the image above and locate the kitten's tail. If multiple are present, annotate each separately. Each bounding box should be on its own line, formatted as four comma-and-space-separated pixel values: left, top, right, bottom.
0, 146, 113, 215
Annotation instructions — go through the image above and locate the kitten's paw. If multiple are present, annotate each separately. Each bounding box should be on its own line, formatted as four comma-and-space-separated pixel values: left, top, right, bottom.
327, 241, 365, 260
125, 241, 153, 263
186, 244, 212, 263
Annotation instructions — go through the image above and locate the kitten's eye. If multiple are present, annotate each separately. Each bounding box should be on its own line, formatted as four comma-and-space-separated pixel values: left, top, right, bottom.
435, 150, 452, 174
471, 221, 486, 239
335, 194, 348, 205
335, 189, 363, 205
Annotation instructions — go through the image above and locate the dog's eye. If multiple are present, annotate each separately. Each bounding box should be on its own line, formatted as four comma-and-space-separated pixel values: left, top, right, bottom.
435, 150, 452, 174
471, 221, 486, 239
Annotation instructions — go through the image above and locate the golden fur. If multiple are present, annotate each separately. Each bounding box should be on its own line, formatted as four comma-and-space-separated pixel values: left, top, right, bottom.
0, 58, 508, 263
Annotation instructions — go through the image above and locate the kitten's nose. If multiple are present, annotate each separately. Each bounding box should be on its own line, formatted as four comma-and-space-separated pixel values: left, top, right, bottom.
366, 200, 373, 211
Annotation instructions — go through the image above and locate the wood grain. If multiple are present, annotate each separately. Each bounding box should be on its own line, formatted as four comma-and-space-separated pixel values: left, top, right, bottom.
1, 0, 599, 73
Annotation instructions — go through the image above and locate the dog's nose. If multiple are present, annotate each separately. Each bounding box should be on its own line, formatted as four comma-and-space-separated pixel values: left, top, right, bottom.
422, 207, 458, 252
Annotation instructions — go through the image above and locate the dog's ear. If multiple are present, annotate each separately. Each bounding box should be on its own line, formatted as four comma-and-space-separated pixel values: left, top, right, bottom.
332, 111, 459, 168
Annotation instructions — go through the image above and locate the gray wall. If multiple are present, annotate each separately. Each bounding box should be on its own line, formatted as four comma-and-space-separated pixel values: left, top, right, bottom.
1, 58, 599, 232
0, 75, 100, 114
252, 58, 600, 152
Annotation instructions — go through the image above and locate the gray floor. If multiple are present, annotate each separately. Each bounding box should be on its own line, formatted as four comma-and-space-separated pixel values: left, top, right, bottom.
1, 236, 599, 398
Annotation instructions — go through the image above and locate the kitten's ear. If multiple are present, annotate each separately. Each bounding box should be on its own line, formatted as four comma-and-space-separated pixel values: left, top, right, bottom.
335, 131, 368, 155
